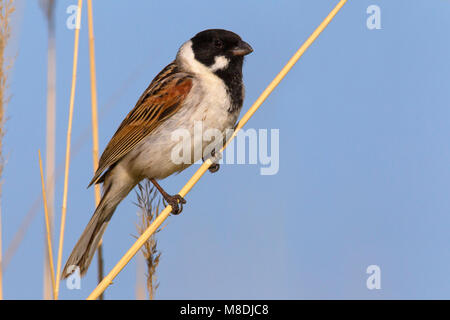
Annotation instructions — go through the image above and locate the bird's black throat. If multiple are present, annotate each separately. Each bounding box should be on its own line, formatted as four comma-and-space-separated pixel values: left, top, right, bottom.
214, 57, 245, 113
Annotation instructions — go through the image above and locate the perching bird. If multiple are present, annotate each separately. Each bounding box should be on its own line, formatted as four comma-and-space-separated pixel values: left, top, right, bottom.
62, 29, 253, 278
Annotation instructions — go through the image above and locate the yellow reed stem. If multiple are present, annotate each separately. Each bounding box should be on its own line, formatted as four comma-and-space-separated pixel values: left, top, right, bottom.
87, 0, 347, 300
87, 0, 100, 207
87, 0, 105, 300
55, 0, 83, 299
38, 150, 56, 299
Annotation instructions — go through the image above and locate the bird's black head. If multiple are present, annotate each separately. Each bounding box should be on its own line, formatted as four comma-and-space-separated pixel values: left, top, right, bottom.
177, 29, 252, 112
190, 29, 253, 73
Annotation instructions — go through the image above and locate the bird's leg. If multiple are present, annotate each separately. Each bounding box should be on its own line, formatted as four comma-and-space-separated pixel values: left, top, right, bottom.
150, 178, 186, 215
203, 149, 221, 173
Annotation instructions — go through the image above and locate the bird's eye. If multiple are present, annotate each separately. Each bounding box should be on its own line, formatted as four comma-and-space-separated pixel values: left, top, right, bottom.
214, 39, 224, 49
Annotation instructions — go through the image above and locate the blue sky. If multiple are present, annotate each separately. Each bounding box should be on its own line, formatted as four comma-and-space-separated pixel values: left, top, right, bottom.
2, 0, 450, 299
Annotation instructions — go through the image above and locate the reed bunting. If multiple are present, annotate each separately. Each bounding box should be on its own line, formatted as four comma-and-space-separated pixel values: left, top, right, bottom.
62, 29, 253, 278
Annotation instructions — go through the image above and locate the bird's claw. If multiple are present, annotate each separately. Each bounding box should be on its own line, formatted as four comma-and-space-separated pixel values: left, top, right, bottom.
203, 150, 222, 174
208, 163, 220, 173
164, 194, 187, 215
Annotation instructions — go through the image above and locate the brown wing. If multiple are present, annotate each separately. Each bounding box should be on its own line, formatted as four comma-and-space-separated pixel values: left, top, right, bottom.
88, 62, 193, 187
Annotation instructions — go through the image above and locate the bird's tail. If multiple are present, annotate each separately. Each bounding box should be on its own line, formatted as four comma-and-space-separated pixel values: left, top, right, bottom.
62, 177, 135, 279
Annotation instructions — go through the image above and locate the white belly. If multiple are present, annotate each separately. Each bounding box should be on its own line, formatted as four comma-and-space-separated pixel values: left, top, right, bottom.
122, 76, 239, 180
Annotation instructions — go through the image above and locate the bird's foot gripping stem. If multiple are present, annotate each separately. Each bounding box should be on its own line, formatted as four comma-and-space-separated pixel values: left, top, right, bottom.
150, 179, 187, 215
163, 194, 186, 215
203, 149, 222, 174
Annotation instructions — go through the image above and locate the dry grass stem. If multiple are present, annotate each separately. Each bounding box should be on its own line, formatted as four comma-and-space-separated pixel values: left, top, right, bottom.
86, 0, 104, 299
39, 0, 56, 300
38, 150, 56, 299
55, 0, 83, 299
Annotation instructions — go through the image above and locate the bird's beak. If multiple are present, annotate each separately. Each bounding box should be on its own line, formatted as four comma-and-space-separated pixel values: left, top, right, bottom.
231, 40, 253, 56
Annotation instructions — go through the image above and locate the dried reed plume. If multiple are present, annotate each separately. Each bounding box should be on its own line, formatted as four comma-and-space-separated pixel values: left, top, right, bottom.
134, 180, 162, 300
0, 0, 15, 300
